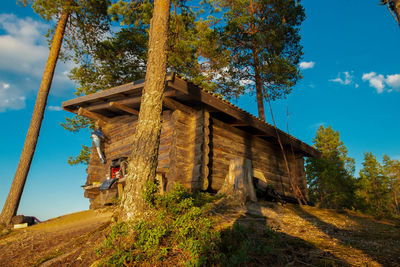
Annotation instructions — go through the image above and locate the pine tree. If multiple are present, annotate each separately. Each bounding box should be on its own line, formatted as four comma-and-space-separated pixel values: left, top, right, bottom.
216, 0, 305, 120
118, 0, 171, 220
305, 126, 356, 209
0, 0, 111, 226
62, 0, 229, 164
0, 2, 70, 226
357, 152, 391, 216
382, 155, 400, 216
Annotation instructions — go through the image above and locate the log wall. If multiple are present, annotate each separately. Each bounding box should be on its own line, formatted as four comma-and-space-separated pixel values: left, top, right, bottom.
84, 106, 309, 207
85, 111, 173, 207
209, 118, 307, 199
166, 109, 204, 191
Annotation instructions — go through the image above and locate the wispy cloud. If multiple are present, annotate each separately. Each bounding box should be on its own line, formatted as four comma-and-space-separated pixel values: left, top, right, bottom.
0, 13, 75, 112
0, 81, 26, 111
310, 122, 325, 131
362, 72, 400, 93
330, 71, 354, 86
48, 105, 62, 111
299, 61, 315, 70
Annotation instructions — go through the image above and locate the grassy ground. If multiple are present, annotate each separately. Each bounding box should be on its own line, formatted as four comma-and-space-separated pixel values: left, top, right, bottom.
219, 201, 400, 266
0, 209, 113, 267
0, 202, 399, 266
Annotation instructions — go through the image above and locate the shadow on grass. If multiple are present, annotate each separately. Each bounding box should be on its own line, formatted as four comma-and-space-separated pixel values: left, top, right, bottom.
215, 202, 351, 266
289, 205, 400, 266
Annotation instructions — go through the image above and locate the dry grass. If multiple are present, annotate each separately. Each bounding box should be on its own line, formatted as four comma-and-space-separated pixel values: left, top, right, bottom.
0, 209, 112, 267
219, 201, 400, 266
0, 203, 399, 266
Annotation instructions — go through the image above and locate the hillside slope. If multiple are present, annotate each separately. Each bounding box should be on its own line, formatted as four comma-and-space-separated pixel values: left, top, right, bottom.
0, 202, 399, 266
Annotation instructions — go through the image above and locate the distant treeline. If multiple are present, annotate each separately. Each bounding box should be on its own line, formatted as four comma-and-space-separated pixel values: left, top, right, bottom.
306, 126, 400, 219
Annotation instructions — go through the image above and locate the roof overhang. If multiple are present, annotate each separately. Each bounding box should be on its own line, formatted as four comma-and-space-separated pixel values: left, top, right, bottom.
62, 73, 321, 158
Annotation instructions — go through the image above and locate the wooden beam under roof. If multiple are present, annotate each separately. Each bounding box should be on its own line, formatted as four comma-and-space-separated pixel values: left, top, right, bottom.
77, 107, 112, 124
62, 106, 77, 114
163, 97, 195, 114
109, 102, 139, 116
230, 123, 250, 127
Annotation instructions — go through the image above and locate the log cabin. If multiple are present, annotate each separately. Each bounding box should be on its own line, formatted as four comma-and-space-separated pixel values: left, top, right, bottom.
62, 73, 320, 208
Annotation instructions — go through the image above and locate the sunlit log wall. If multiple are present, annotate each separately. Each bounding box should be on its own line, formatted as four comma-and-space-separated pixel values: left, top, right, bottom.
84, 107, 308, 208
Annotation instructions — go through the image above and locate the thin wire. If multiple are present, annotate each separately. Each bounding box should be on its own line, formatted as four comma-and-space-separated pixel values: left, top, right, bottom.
266, 97, 302, 204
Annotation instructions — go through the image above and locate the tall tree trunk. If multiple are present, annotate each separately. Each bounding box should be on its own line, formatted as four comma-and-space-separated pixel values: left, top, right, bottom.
0, 12, 69, 226
252, 45, 265, 121
119, 0, 171, 221
371, 178, 382, 213
393, 189, 400, 215
393, 0, 400, 24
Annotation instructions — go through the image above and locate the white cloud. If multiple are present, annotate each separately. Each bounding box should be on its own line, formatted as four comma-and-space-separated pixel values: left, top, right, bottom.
0, 13, 75, 112
48, 105, 62, 111
0, 81, 26, 111
362, 72, 400, 93
299, 61, 315, 70
386, 74, 400, 88
0, 14, 48, 77
330, 71, 354, 86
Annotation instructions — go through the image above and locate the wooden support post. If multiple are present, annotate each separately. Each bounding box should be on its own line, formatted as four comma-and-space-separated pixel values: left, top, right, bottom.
109, 102, 139, 116
218, 157, 257, 203
77, 107, 112, 124
155, 168, 168, 195
201, 110, 210, 190
164, 97, 195, 114
118, 183, 124, 199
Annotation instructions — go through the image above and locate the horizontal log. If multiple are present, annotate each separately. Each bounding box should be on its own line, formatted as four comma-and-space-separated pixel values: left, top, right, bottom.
211, 145, 291, 173
212, 119, 279, 155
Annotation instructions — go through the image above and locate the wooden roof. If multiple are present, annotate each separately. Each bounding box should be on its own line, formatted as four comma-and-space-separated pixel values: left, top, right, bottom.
62, 73, 320, 158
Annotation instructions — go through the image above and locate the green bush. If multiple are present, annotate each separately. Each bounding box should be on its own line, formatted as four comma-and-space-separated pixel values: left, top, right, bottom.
98, 182, 275, 266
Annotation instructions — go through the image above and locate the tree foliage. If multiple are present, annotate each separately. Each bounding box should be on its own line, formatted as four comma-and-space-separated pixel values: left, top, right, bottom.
60, 0, 230, 164
305, 126, 356, 209
356, 153, 400, 217
306, 125, 400, 218
382, 155, 400, 216
214, 0, 305, 119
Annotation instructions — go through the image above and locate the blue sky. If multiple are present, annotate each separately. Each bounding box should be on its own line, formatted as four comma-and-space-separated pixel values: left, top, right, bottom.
1, 0, 400, 220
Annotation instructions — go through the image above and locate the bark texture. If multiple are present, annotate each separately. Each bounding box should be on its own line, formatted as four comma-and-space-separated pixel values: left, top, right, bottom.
119, 0, 171, 221
218, 157, 257, 204
0, 12, 69, 226
252, 45, 265, 121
